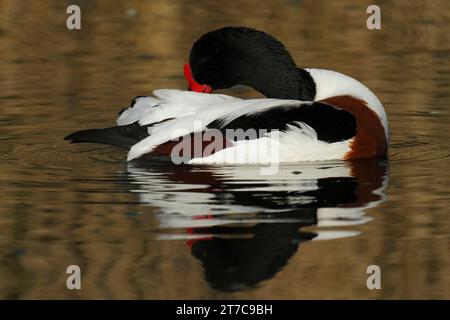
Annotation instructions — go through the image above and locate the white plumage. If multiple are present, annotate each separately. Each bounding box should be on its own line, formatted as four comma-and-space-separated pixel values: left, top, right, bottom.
116, 69, 386, 163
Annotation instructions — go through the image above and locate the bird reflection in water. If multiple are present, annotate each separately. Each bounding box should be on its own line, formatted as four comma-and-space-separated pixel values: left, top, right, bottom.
125, 159, 388, 292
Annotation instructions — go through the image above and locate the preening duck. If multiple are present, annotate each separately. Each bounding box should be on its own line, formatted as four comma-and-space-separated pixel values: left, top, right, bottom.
65, 26, 389, 164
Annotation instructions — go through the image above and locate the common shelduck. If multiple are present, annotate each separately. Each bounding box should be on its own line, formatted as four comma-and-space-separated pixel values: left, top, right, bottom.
65, 27, 389, 164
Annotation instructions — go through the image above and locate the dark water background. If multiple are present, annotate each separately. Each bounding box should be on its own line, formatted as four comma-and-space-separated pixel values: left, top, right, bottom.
0, 0, 448, 299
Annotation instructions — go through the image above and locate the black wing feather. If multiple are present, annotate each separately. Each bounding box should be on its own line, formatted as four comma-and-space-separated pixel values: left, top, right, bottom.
64, 122, 150, 149
208, 102, 356, 143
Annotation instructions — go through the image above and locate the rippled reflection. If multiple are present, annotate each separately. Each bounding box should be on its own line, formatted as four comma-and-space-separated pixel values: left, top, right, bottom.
124, 159, 388, 291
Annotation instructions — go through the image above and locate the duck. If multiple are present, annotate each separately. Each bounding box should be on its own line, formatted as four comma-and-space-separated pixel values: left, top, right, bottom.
65, 26, 389, 164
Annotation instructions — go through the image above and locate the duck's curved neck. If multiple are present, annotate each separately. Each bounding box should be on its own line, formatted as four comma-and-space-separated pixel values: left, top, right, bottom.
240, 68, 316, 101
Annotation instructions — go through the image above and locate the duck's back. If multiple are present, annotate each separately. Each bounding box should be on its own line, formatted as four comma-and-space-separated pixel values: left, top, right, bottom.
306, 68, 389, 140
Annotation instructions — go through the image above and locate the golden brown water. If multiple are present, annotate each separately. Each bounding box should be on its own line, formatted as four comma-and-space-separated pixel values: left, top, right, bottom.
0, 0, 449, 299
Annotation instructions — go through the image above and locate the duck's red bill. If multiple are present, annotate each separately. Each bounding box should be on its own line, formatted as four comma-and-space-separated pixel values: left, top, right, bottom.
184, 64, 213, 93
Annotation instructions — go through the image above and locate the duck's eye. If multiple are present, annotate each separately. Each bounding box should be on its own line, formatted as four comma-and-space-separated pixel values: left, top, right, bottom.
197, 56, 208, 65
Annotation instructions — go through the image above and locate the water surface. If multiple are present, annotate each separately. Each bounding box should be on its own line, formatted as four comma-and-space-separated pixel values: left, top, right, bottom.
0, 0, 449, 299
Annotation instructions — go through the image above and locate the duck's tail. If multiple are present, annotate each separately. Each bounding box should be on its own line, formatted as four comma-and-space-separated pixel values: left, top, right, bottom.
64, 122, 149, 149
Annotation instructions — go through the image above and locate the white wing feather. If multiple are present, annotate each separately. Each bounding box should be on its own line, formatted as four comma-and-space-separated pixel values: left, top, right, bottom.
117, 89, 240, 126
126, 92, 305, 161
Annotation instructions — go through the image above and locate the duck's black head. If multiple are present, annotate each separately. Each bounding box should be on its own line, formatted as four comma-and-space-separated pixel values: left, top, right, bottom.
185, 26, 316, 100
